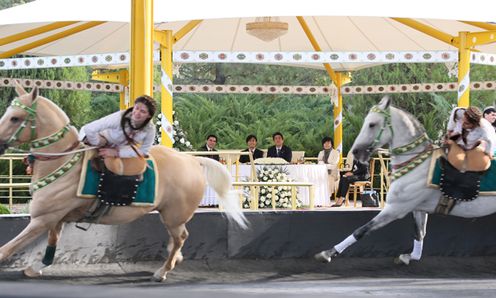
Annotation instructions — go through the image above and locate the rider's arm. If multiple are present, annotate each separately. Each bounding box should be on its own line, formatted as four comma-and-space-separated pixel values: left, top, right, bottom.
81, 111, 122, 147
117, 123, 156, 158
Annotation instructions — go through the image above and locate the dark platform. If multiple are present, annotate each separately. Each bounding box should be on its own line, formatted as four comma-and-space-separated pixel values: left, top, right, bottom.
2, 209, 496, 268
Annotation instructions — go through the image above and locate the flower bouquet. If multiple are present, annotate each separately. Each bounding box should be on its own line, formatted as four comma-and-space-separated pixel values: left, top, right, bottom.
242, 165, 302, 209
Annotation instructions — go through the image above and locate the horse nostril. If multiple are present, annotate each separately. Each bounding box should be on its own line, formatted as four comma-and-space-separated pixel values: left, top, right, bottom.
352, 149, 358, 155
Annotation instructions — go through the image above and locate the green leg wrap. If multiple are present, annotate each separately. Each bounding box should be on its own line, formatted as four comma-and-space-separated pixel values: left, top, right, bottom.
42, 245, 56, 266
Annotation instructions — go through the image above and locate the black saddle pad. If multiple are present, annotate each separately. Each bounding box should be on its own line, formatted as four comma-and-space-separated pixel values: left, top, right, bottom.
97, 170, 141, 206
439, 157, 481, 202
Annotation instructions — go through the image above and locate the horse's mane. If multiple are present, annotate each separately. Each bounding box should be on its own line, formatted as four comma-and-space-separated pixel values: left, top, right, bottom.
390, 106, 426, 137
37, 96, 70, 124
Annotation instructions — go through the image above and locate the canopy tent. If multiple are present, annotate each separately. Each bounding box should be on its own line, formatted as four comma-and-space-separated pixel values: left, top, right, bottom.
0, 0, 495, 71
0, 0, 495, 152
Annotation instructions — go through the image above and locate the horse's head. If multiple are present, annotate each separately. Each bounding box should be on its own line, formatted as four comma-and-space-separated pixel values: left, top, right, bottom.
351, 96, 393, 163
0, 82, 39, 155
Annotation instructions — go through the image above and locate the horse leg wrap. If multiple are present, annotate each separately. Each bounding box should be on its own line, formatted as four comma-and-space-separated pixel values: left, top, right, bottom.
434, 196, 456, 215
42, 245, 56, 266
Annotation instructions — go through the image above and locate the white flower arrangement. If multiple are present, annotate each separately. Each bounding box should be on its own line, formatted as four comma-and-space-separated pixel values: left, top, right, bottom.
154, 112, 193, 151
242, 166, 302, 209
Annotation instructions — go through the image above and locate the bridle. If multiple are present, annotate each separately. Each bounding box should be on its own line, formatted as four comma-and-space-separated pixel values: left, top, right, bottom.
368, 105, 435, 181
6, 96, 87, 193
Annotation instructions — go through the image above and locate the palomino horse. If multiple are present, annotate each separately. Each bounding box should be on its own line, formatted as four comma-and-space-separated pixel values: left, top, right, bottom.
0, 84, 248, 281
315, 96, 496, 265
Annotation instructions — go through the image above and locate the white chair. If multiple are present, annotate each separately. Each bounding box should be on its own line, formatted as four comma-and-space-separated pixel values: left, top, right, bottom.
291, 151, 305, 164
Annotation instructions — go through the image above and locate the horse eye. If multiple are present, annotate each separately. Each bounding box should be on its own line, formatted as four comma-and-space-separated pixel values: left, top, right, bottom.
10, 116, 20, 123
369, 122, 376, 128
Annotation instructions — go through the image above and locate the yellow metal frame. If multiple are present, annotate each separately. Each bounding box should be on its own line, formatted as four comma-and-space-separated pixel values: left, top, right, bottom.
91, 70, 129, 110
0, 21, 105, 59
129, 0, 154, 102
393, 18, 496, 106
460, 21, 496, 31
296, 16, 351, 160
0, 22, 78, 47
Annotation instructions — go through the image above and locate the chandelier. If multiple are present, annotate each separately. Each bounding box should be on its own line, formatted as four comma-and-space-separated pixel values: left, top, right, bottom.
246, 17, 288, 42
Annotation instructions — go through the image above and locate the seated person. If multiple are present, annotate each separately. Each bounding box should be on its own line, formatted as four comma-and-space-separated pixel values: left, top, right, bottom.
483, 106, 496, 132
446, 106, 496, 158
199, 134, 219, 161
317, 136, 340, 201
266, 132, 292, 163
332, 151, 369, 207
239, 134, 264, 163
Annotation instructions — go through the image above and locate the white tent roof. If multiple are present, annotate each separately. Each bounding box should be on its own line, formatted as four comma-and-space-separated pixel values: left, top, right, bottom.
0, 0, 495, 71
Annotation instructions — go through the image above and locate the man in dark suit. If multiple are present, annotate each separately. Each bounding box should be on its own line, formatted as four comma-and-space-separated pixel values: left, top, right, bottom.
199, 134, 219, 161
266, 132, 292, 163
239, 134, 264, 163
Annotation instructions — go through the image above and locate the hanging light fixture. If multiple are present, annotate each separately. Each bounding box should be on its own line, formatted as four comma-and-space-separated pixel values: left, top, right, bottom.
246, 17, 288, 42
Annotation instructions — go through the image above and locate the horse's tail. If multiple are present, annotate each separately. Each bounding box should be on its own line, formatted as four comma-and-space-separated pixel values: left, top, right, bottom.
197, 157, 249, 229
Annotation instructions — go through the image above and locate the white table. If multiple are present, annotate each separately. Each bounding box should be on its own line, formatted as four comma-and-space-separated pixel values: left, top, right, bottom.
200, 164, 330, 207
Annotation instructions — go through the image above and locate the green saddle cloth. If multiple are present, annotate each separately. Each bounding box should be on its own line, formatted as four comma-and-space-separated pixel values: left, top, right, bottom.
431, 158, 496, 193
80, 160, 156, 206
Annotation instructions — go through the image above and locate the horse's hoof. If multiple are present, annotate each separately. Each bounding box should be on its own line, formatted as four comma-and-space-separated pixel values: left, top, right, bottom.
23, 267, 42, 278
176, 254, 184, 264
151, 274, 166, 282
314, 250, 332, 263
394, 254, 411, 265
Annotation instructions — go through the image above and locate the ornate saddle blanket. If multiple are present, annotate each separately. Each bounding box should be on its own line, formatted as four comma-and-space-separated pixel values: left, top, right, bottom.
428, 153, 496, 196
77, 150, 157, 206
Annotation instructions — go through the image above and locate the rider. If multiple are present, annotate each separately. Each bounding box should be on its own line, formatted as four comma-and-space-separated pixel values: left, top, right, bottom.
446, 106, 496, 158
79, 95, 157, 159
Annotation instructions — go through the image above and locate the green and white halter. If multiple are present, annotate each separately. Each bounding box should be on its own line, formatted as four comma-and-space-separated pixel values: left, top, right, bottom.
369, 105, 433, 181
8, 97, 83, 193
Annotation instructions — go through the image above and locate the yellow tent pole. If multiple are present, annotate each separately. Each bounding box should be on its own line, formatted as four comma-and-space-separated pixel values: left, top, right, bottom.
296, 16, 349, 158
457, 32, 471, 107
172, 20, 203, 43
91, 69, 129, 110
392, 18, 458, 47
0, 22, 105, 59
130, 0, 154, 103
460, 21, 496, 31
0, 22, 78, 46
296, 16, 338, 83
155, 30, 174, 147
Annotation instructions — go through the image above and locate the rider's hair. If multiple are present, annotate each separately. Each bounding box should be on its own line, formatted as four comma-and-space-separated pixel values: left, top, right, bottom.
120, 95, 157, 146
464, 106, 482, 126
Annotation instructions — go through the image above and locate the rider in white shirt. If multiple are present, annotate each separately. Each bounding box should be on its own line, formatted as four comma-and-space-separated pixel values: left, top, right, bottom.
79, 95, 156, 158
446, 106, 496, 157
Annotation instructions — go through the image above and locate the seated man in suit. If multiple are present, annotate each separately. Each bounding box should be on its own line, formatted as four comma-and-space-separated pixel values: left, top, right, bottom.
239, 134, 264, 163
267, 132, 292, 163
199, 134, 219, 161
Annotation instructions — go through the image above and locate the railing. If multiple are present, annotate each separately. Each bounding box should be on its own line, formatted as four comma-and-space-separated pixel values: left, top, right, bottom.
0, 154, 31, 210
232, 181, 315, 210
0, 152, 392, 211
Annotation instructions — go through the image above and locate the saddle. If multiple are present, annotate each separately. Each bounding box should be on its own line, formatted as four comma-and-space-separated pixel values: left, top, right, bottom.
446, 141, 491, 172
435, 143, 489, 215
90, 156, 147, 206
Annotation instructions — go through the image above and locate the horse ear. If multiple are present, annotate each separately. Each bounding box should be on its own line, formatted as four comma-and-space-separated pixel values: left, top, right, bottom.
29, 86, 39, 103
14, 80, 27, 96
378, 96, 391, 110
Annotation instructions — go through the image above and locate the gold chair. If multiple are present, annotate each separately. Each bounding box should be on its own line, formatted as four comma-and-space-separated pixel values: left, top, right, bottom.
344, 159, 375, 207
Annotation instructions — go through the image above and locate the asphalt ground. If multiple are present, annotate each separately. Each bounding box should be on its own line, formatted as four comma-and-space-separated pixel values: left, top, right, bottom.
2, 257, 496, 297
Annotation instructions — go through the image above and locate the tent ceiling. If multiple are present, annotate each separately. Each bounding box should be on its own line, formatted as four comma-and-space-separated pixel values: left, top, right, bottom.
0, 0, 495, 71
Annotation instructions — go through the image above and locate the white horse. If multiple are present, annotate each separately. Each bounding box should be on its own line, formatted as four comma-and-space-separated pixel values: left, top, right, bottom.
315, 96, 496, 265
0, 84, 248, 281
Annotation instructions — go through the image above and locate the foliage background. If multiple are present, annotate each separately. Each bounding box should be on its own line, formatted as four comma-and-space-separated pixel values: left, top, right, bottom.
0, 0, 495, 157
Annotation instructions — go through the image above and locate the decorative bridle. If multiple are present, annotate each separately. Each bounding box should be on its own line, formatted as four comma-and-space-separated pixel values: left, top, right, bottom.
7, 97, 84, 193
369, 105, 434, 181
